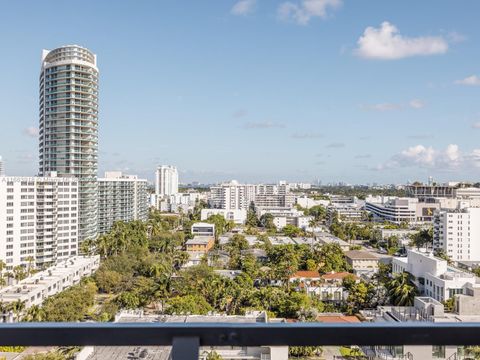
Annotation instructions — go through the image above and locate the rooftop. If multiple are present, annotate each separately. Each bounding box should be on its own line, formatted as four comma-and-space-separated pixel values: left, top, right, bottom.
344, 250, 379, 260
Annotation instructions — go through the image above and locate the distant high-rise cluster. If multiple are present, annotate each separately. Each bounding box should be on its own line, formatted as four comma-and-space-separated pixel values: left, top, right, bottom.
39, 45, 99, 242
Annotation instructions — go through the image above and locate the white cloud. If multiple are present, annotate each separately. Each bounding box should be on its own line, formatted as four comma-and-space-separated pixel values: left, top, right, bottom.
409, 99, 425, 109
326, 142, 345, 148
375, 144, 480, 171
232, 109, 248, 118
355, 22, 448, 60
278, 0, 342, 25
243, 121, 285, 129
231, 0, 256, 16
363, 103, 401, 112
455, 75, 480, 86
23, 127, 39, 138
362, 99, 425, 112
291, 132, 323, 139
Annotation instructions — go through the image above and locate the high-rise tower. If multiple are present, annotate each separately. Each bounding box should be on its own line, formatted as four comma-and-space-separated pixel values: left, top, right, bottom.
39, 45, 99, 242
0, 156, 4, 176
155, 165, 179, 197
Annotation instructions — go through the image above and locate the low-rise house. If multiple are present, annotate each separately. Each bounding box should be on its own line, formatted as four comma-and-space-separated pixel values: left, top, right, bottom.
289, 271, 321, 283
268, 236, 295, 246
290, 271, 358, 303
315, 231, 350, 251
241, 248, 268, 262
185, 236, 215, 253
214, 270, 243, 280
344, 250, 379, 275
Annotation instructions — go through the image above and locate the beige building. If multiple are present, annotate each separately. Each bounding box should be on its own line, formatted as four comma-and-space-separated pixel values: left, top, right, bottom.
344, 250, 379, 275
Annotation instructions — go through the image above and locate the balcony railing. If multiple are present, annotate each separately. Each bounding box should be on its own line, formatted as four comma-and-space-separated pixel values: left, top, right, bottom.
0, 322, 479, 359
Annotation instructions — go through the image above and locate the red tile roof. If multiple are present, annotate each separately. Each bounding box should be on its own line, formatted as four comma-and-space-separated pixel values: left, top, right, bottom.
290, 271, 321, 279
317, 315, 361, 323
321, 272, 358, 281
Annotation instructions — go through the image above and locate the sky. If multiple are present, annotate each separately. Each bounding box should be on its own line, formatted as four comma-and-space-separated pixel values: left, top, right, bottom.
0, 0, 479, 185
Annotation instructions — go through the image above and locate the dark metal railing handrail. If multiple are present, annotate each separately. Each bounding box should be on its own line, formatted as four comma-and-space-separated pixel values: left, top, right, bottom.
0, 322, 479, 359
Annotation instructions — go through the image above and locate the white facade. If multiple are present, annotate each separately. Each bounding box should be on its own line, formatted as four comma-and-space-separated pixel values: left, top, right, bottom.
201, 208, 247, 224
0, 156, 4, 176
208, 181, 293, 211
295, 196, 329, 209
97, 172, 149, 234
191, 222, 215, 237
0, 174, 79, 270
0, 256, 99, 318
365, 196, 438, 224
434, 206, 480, 262
39, 45, 99, 242
155, 165, 178, 197
392, 250, 480, 302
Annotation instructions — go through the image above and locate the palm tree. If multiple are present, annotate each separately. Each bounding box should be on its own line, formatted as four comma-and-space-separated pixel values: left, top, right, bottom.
24, 305, 44, 322
11, 300, 26, 321
387, 272, 418, 306
25, 256, 35, 276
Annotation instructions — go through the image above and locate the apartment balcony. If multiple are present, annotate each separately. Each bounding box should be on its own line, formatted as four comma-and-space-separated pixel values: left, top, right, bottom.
0, 323, 479, 360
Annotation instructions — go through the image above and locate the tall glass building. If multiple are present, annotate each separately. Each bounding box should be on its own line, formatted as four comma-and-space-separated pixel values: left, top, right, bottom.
39, 45, 99, 242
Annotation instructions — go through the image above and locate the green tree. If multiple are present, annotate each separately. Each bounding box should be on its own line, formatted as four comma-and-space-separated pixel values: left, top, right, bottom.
387, 272, 418, 306
165, 295, 213, 315
246, 202, 259, 227
282, 224, 304, 237
315, 243, 349, 273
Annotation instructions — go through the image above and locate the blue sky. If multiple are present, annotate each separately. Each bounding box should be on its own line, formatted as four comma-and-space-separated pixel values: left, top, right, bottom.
0, 0, 479, 184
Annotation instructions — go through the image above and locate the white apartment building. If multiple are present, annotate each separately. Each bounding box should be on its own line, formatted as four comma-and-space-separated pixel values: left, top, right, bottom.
327, 203, 364, 223
0, 174, 79, 270
155, 165, 178, 197
392, 250, 480, 302
208, 180, 256, 210
257, 207, 312, 230
295, 196, 329, 209
201, 208, 247, 224
97, 172, 149, 234
208, 181, 293, 212
0, 156, 4, 176
433, 206, 480, 262
365, 196, 439, 224
0, 255, 99, 321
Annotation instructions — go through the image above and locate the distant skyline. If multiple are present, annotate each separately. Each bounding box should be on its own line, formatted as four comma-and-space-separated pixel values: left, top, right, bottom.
0, 1, 479, 184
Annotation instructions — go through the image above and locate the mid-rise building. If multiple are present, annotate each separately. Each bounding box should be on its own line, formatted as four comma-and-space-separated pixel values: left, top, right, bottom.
39, 45, 99, 242
365, 196, 439, 224
155, 165, 178, 197
0, 174, 79, 269
392, 250, 480, 302
209, 180, 256, 210
97, 172, 149, 234
208, 181, 293, 212
433, 206, 480, 262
